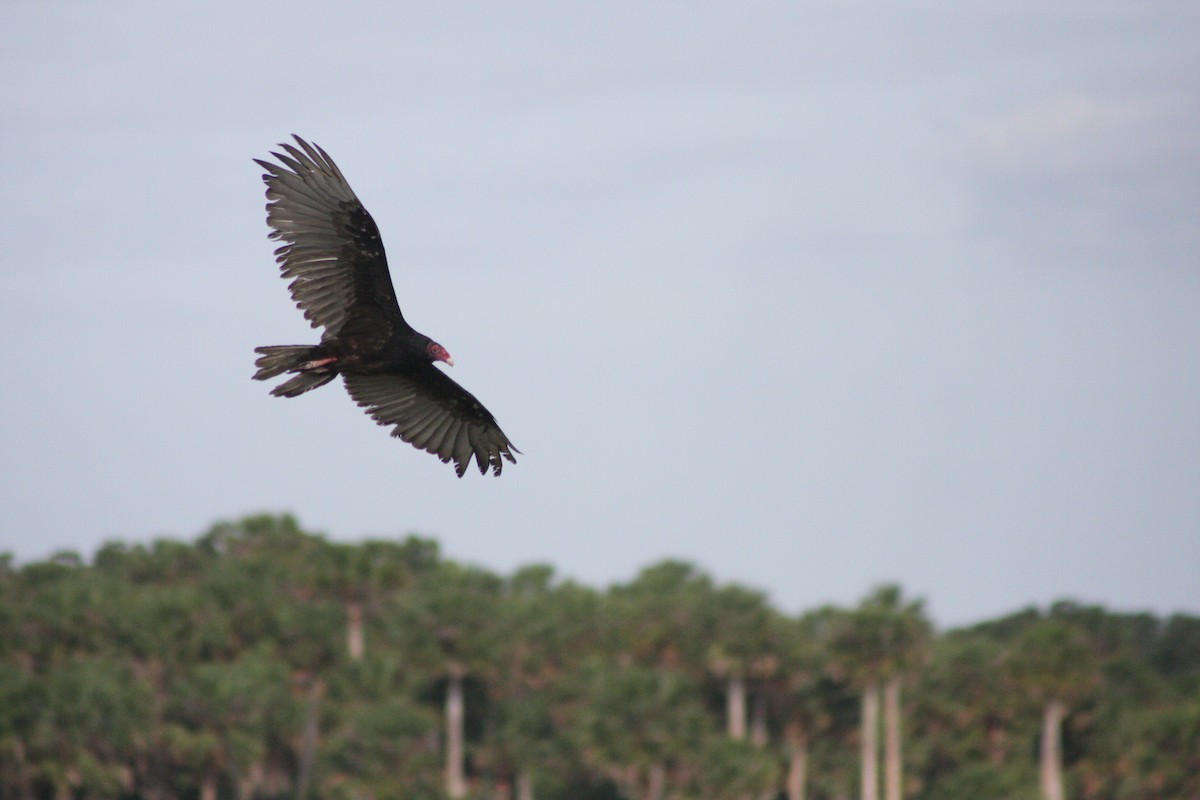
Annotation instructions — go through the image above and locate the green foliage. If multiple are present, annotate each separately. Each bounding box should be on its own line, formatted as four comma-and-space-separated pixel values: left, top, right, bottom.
827, 584, 932, 686
1004, 617, 1099, 709
918, 761, 1039, 800
691, 737, 780, 798
0, 515, 1196, 800
320, 693, 442, 799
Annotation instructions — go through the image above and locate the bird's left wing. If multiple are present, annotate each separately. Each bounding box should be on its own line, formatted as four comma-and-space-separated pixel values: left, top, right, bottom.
342, 368, 519, 477
254, 136, 406, 339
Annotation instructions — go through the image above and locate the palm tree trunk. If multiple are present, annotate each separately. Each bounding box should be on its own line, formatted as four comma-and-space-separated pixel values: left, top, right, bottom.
861, 681, 879, 800
346, 601, 364, 661
728, 673, 747, 739
295, 679, 323, 799
446, 668, 467, 798
617, 764, 638, 800
516, 768, 534, 800
1040, 698, 1064, 800
884, 676, 901, 800
786, 728, 808, 800
986, 723, 1006, 765
750, 692, 769, 746
237, 763, 264, 800
647, 762, 666, 800
10, 740, 33, 800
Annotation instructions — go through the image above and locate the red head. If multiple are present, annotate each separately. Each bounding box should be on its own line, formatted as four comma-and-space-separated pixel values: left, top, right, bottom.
427, 341, 454, 367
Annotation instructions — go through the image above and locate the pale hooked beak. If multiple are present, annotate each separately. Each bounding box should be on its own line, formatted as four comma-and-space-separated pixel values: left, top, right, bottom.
429, 342, 455, 366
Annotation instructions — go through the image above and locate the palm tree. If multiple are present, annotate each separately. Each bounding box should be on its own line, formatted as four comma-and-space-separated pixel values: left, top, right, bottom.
601, 561, 715, 796
387, 561, 505, 798
594, 562, 781, 798
767, 608, 851, 800
568, 659, 710, 800
829, 586, 930, 800
490, 566, 604, 800
703, 584, 779, 743
307, 536, 440, 661
1004, 617, 1097, 800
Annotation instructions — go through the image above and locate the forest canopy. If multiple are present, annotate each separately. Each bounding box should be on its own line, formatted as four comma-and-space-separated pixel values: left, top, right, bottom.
1, 514, 1197, 799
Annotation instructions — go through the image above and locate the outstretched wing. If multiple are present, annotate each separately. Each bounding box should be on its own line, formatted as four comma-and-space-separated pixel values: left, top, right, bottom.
255, 136, 406, 339
343, 368, 519, 477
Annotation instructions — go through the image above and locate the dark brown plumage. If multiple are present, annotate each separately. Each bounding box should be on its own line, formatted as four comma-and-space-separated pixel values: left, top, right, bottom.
252, 136, 518, 476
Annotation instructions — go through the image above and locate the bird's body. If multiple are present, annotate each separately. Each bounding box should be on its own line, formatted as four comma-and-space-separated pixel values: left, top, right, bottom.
252, 136, 518, 476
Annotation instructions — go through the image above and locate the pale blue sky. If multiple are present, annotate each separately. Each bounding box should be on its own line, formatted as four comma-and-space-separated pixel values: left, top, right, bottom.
2, 2, 1197, 627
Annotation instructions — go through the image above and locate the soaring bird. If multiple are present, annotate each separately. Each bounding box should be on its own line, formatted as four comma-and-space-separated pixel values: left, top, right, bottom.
252, 136, 518, 476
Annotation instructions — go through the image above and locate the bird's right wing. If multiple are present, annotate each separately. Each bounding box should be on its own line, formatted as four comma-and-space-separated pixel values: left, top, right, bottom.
343, 367, 519, 477
254, 136, 406, 340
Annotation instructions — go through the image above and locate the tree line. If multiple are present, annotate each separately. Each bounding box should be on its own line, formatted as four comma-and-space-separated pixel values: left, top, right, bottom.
1, 514, 1196, 799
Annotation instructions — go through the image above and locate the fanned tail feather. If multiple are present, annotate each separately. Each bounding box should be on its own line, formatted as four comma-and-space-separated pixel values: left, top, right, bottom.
253, 345, 337, 397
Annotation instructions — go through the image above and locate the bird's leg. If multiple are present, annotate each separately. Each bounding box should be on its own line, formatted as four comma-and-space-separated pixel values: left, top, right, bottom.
301, 357, 338, 370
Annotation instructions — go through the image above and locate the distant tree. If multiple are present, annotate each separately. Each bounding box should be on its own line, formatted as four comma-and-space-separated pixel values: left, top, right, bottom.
915, 634, 1014, 772
589, 562, 781, 798
169, 645, 299, 798
771, 612, 834, 800
29, 656, 152, 798
829, 586, 930, 800
318, 668, 443, 799
1130, 696, 1200, 797
387, 561, 505, 798
606, 561, 714, 670
604, 561, 780, 748
0, 660, 37, 797
568, 659, 712, 800
1153, 613, 1200, 694
488, 566, 604, 800
306, 535, 439, 661
703, 584, 779, 744
1004, 617, 1097, 800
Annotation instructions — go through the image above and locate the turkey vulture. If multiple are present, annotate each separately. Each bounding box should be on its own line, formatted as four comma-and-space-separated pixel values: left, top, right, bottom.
252, 136, 518, 476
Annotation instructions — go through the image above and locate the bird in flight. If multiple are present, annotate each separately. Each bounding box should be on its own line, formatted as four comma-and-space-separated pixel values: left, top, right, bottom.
252, 136, 518, 476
